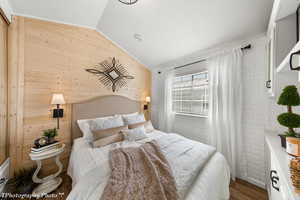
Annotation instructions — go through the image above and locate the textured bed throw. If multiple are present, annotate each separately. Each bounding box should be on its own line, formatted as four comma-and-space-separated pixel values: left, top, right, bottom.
101, 140, 179, 200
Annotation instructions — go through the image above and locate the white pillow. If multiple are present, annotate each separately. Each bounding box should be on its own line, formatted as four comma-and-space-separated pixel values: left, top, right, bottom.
89, 115, 124, 131
77, 115, 124, 142
144, 121, 155, 133
121, 112, 138, 118
121, 112, 140, 124
122, 113, 146, 125
77, 119, 94, 142
122, 126, 148, 141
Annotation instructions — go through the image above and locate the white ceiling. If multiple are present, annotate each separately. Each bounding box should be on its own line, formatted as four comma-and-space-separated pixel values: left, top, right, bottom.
98, 0, 274, 68
9, 0, 109, 28
9, 0, 274, 68
276, 0, 300, 20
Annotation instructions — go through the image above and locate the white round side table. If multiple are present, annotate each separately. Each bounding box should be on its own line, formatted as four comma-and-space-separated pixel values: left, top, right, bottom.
29, 143, 65, 197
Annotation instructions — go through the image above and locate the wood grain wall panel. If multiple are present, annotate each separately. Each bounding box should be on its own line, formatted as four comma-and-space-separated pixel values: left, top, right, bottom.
8, 16, 25, 173
0, 13, 8, 165
9, 16, 151, 172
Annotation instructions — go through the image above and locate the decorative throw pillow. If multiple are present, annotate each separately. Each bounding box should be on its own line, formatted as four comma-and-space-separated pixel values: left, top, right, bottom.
92, 125, 128, 141
128, 121, 155, 133
122, 113, 146, 125
77, 115, 124, 142
122, 126, 148, 141
93, 134, 123, 148
92, 125, 128, 148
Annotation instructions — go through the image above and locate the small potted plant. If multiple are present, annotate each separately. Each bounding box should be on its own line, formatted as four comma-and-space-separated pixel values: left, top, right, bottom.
277, 85, 300, 148
43, 128, 58, 144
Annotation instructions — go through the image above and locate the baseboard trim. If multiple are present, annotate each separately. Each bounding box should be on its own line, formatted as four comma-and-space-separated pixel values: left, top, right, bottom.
0, 158, 10, 192
246, 177, 266, 189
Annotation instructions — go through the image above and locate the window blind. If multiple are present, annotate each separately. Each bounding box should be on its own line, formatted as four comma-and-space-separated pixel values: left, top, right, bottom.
172, 71, 208, 116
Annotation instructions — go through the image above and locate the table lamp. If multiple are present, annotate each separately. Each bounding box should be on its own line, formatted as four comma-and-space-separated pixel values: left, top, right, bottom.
144, 96, 151, 110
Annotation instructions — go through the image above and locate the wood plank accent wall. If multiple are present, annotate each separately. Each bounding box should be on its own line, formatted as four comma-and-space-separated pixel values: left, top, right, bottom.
0, 13, 8, 165
8, 16, 25, 173
8, 16, 151, 173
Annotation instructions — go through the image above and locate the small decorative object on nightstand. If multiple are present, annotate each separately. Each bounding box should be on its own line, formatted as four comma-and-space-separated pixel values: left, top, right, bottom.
42, 128, 58, 144
29, 142, 65, 197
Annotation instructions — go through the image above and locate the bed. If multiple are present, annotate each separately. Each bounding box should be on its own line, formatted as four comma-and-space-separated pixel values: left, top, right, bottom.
66, 95, 230, 200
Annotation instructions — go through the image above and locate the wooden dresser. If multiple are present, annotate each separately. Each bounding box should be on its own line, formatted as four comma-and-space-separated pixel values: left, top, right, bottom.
265, 133, 300, 200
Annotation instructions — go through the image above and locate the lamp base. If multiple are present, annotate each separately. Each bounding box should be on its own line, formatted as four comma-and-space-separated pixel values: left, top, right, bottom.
53, 109, 63, 118
144, 105, 148, 110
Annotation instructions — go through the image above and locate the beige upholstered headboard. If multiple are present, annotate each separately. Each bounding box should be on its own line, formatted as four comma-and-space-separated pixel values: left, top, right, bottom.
71, 95, 141, 140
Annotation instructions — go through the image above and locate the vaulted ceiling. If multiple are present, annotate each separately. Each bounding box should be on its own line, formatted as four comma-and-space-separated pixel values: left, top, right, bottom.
9, 0, 274, 68
9, 0, 109, 28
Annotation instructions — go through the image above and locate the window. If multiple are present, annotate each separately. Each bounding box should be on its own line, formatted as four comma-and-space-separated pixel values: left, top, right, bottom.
172, 71, 209, 117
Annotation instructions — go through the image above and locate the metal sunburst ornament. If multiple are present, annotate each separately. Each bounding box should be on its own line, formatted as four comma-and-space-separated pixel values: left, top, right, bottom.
86, 57, 134, 92
118, 0, 138, 5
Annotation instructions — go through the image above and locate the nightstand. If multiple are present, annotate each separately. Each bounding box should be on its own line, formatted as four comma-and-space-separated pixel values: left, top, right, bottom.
29, 143, 65, 197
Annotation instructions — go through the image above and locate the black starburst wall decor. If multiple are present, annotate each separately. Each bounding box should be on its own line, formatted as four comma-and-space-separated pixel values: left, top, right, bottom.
86, 57, 134, 92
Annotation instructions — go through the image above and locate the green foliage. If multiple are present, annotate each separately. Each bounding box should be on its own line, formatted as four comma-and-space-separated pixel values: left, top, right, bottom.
285, 131, 298, 137
277, 85, 300, 136
278, 112, 300, 129
4, 167, 37, 194
277, 85, 300, 106
43, 128, 58, 138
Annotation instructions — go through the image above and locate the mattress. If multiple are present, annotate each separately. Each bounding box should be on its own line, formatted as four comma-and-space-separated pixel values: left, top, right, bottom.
67, 130, 230, 200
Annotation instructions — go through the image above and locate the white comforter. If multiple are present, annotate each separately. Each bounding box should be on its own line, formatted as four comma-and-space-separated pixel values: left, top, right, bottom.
67, 131, 230, 200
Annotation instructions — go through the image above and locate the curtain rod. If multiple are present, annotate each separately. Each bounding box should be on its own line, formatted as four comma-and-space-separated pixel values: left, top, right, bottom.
173, 44, 251, 70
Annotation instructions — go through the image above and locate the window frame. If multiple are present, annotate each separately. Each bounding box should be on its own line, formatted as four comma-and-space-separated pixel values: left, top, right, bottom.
172, 70, 209, 118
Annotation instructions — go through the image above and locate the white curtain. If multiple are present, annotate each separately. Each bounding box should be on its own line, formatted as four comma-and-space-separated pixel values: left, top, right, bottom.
208, 48, 246, 180
158, 70, 175, 133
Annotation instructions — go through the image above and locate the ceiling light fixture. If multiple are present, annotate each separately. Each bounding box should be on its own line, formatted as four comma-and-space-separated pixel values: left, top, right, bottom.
118, 0, 138, 5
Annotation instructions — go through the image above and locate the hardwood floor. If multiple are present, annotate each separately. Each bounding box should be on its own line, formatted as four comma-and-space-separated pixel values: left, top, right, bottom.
45, 174, 269, 200
230, 179, 268, 200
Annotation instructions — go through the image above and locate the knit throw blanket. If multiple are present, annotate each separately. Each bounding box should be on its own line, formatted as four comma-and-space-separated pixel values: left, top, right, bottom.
101, 140, 179, 200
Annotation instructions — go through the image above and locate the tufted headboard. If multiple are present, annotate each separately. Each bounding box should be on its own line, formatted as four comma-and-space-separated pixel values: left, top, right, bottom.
71, 95, 141, 140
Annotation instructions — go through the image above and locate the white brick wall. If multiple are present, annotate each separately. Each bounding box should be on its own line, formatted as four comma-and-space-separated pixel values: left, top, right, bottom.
151, 34, 300, 188
239, 38, 300, 187
242, 37, 268, 187
266, 72, 300, 132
